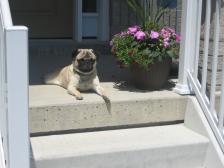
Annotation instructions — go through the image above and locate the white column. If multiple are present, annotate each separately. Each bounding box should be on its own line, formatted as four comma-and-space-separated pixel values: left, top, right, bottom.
99, 0, 109, 41
5, 26, 29, 168
74, 0, 83, 42
174, 0, 198, 95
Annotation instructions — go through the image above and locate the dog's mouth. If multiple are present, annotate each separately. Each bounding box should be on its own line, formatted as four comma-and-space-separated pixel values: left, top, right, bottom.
74, 66, 94, 75
78, 67, 93, 73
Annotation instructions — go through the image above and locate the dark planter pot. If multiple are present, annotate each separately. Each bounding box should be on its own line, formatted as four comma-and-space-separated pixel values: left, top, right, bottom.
131, 58, 172, 90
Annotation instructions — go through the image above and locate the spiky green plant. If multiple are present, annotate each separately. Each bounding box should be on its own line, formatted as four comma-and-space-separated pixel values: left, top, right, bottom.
126, 0, 170, 30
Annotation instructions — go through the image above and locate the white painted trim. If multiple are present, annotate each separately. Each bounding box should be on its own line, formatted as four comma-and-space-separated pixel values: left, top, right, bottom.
83, 13, 99, 17
193, 0, 202, 80
5, 26, 30, 168
99, 0, 109, 41
173, 83, 192, 95
209, 0, 221, 115
201, 0, 211, 96
75, 0, 109, 42
0, 132, 6, 168
74, 0, 83, 42
188, 71, 224, 153
184, 97, 224, 167
0, 8, 7, 167
0, 0, 12, 27
174, 0, 198, 95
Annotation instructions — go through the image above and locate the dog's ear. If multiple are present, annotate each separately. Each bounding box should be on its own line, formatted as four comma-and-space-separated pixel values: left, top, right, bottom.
90, 49, 100, 61
72, 49, 79, 59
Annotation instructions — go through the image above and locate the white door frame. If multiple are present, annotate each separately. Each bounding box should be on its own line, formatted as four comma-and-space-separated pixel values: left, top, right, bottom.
74, 0, 109, 42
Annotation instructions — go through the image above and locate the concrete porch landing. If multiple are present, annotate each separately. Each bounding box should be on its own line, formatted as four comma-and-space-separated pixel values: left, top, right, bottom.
29, 82, 187, 135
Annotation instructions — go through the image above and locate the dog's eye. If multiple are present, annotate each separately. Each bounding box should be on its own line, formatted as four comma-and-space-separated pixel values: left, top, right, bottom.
78, 59, 85, 62
90, 59, 95, 62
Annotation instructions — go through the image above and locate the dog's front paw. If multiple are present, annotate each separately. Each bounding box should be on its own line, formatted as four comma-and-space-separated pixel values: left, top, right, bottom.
76, 95, 83, 100
102, 95, 110, 102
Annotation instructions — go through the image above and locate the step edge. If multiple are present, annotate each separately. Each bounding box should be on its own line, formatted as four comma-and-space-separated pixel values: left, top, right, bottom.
29, 96, 188, 108
31, 125, 209, 159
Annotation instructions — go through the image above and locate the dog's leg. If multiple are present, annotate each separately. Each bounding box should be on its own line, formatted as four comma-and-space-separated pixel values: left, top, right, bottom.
92, 77, 108, 99
93, 85, 108, 99
67, 84, 83, 100
93, 78, 111, 112
94, 85, 111, 113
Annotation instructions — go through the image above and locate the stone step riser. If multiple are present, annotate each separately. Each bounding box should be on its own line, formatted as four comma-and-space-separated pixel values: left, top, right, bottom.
30, 97, 187, 134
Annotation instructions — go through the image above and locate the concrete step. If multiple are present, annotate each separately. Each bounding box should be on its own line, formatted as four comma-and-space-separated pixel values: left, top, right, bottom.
29, 82, 187, 135
30, 124, 209, 168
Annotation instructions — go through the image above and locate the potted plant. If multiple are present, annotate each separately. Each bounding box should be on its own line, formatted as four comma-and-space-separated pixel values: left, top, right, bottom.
110, 0, 181, 90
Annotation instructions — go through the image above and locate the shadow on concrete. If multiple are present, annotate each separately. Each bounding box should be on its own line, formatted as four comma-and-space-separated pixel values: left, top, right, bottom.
113, 79, 176, 93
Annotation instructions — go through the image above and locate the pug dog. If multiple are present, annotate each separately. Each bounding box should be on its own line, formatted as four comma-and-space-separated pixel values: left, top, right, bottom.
44, 49, 109, 102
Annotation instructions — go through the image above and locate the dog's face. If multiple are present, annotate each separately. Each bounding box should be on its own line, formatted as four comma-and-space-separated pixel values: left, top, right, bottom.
72, 49, 97, 73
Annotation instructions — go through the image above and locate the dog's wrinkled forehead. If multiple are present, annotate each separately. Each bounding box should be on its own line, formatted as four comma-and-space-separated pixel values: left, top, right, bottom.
73, 49, 96, 60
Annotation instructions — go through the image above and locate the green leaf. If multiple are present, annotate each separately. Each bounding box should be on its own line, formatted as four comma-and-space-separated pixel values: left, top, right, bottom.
143, 48, 150, 55
127, 0, 145, 25
154, 7, 169, 23
166, 50, 176, 58
131, 41, 138, 47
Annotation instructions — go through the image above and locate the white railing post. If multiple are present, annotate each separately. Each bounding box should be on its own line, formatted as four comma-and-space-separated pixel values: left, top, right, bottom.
5, 26, 29, 168
174, 0, 198, 94
0, 0, 13, 27
184, 0, 224, 152
0, 132, 6, 168
201, 0, 211, 97
209, 0, 221, 117
1, 0, 30, 167
0, 0, 11, 165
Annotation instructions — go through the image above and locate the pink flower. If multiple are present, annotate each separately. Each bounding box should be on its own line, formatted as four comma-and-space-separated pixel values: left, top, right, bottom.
163, 41, 169, 48
134, 31, 146, 40
166, 27, 175, 33
150, 31, 159, 39
176, 34, 181, 42
164, 37, 170, 42
120, 31, 127, 37
160, 28, 171, 39
160, 28, 167, 34
128, 26, 140, 34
